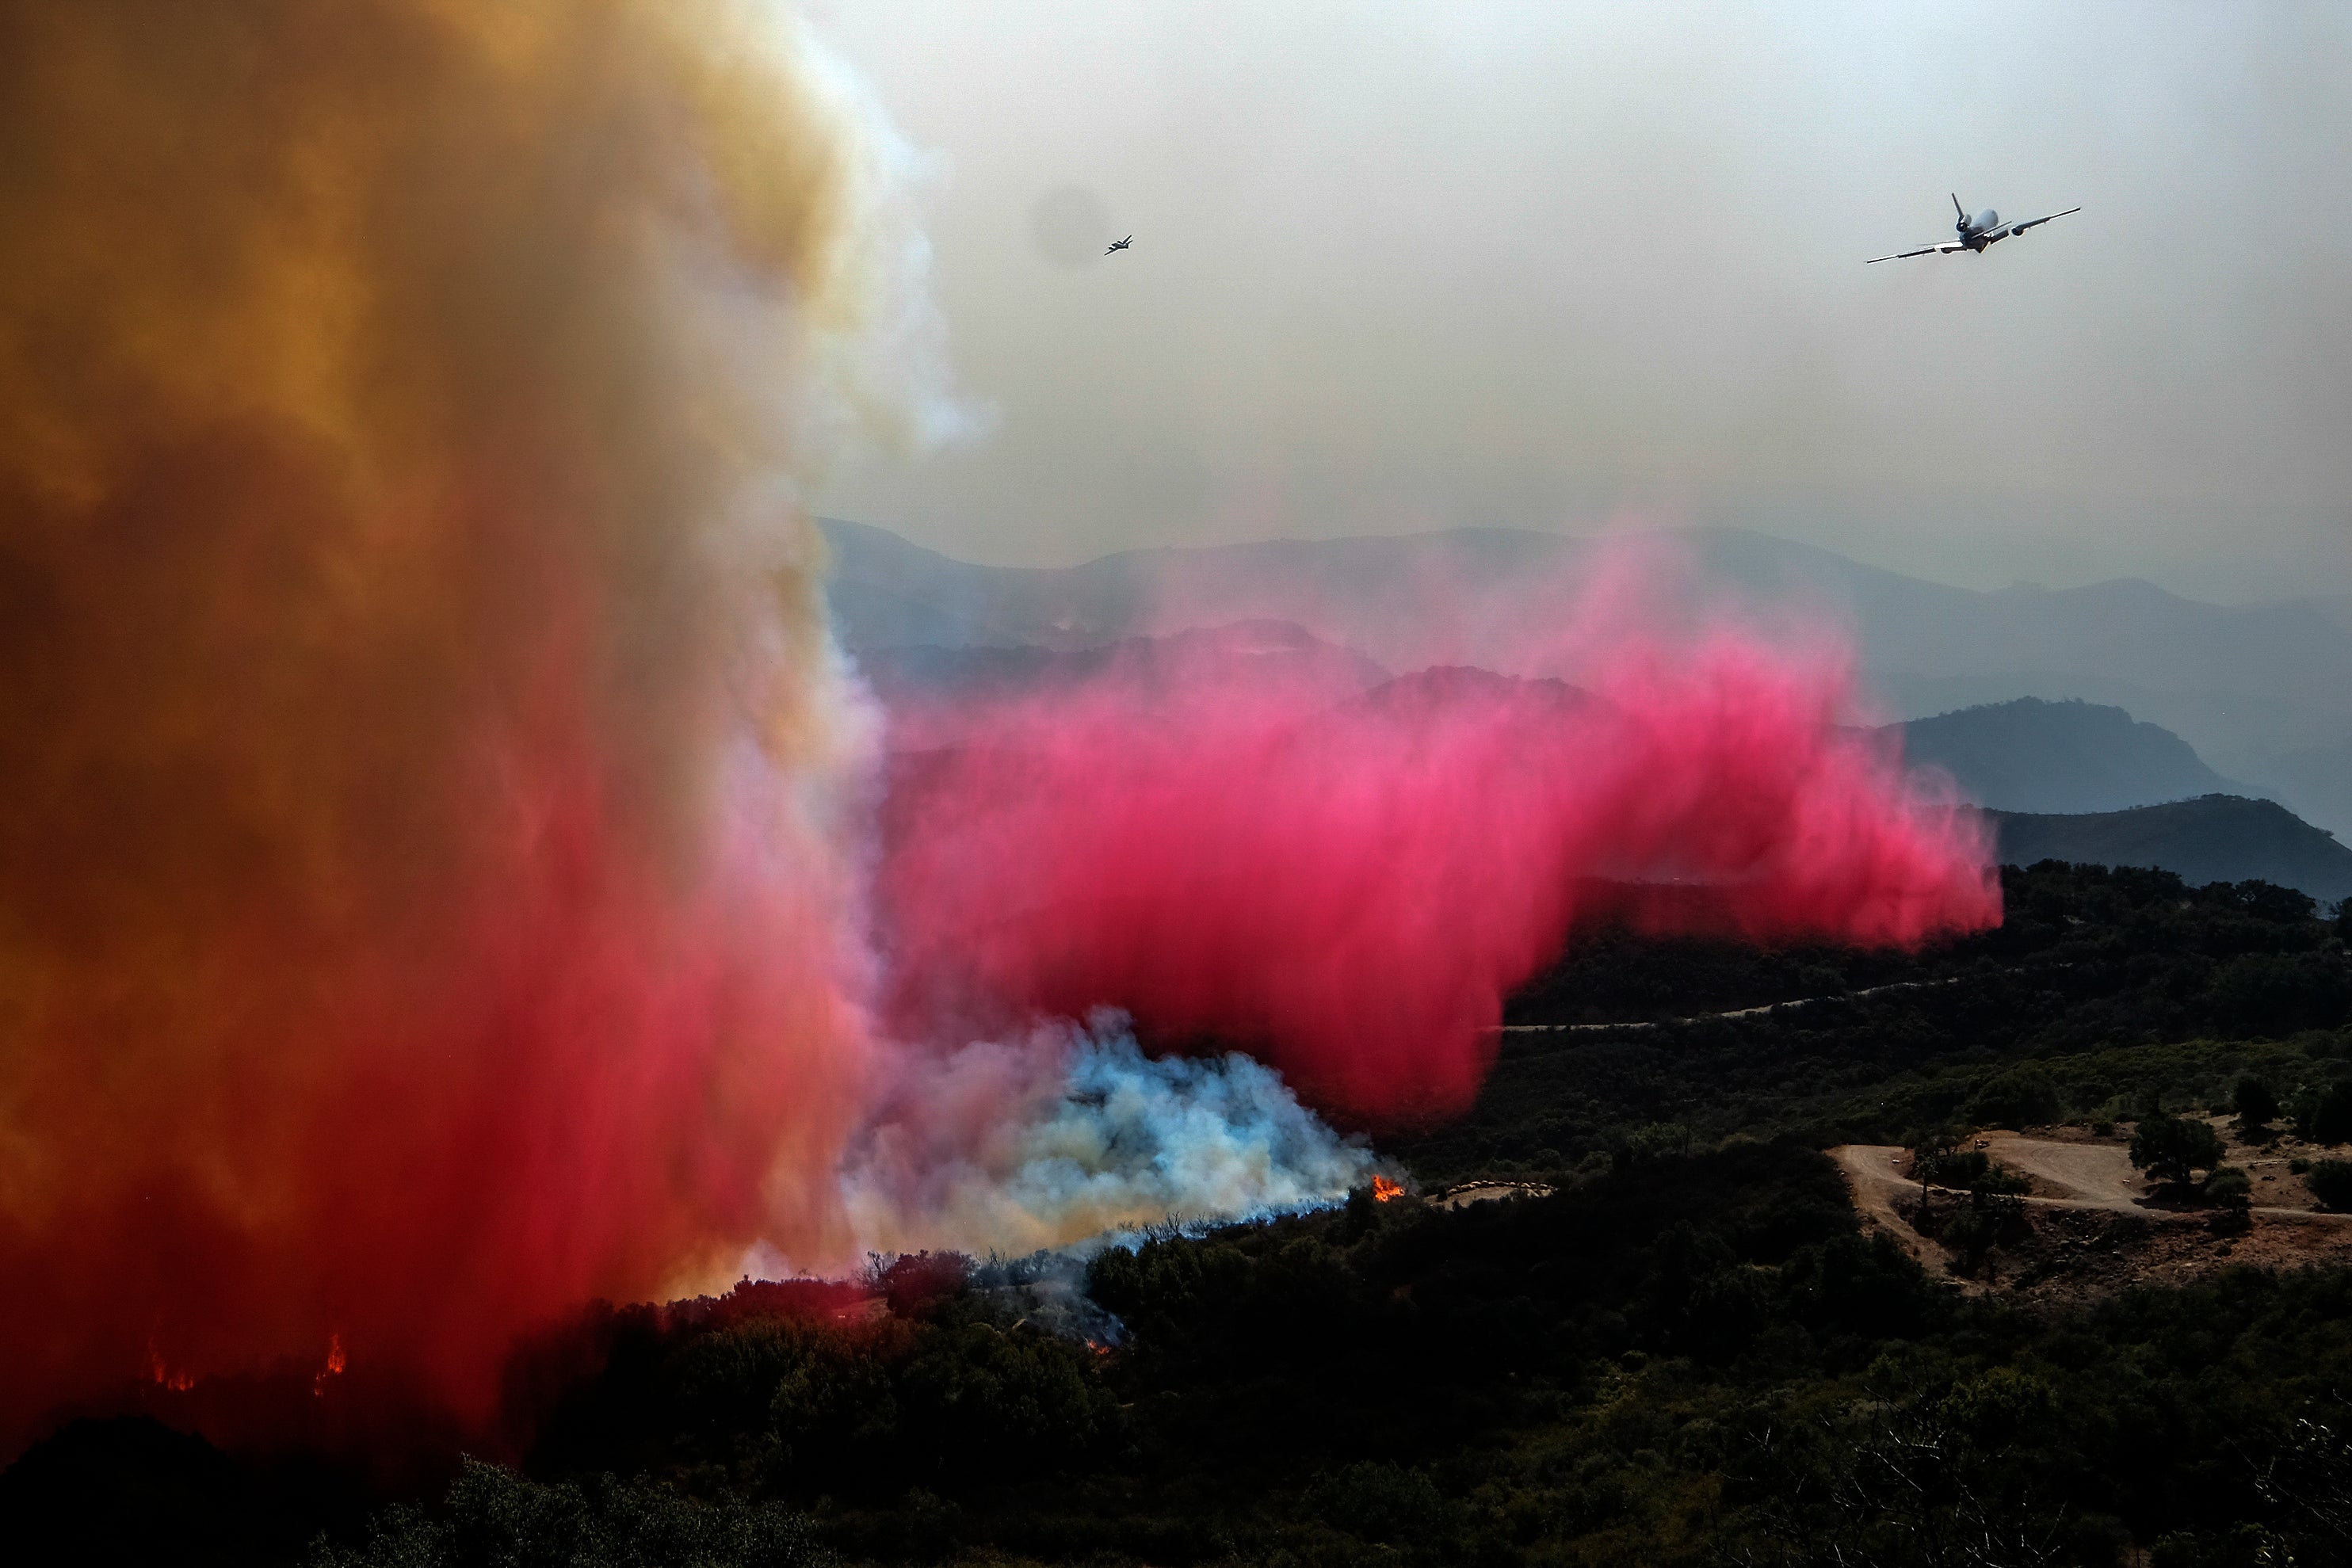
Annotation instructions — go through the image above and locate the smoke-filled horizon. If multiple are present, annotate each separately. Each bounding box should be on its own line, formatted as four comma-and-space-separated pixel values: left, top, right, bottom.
810, 0, 2352, 605
2, 0, 1995, 1460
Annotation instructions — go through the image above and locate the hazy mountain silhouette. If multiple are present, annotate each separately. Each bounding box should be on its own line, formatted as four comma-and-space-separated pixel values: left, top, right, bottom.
856, 620, 1389, 709
855, 620, 1394, 754
847, 612, 2347, 898
1347, 665, 1594, 724
1891, 697, 2240, 815
823, 518, 2352, 836
2258, 739, 2352, 859
1991, 795, 2352, 902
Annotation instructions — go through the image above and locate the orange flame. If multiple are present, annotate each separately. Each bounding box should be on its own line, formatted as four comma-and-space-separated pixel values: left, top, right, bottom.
145, 1341, 196, 1393
1371, 1175, 1404, 1203
314, 1332, 346, 1397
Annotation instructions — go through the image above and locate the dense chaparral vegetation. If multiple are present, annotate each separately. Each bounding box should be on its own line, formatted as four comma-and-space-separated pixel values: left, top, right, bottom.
6, 861, 2352, 1566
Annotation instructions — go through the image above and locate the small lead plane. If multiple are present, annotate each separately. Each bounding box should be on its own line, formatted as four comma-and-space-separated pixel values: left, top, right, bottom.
1105, 235, 1132, 254
1867, 194, 2079, 264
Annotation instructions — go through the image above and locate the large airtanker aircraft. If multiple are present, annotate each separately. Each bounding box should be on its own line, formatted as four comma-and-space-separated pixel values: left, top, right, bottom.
1868, 193, 2080, 263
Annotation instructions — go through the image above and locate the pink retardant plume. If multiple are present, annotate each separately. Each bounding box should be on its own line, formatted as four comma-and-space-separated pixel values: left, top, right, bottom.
875, 601, 2000, 1120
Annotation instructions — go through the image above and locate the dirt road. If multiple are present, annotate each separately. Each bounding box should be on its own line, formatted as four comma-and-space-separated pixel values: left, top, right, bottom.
1495, 975, 1972, 1033
1834, 1144, 1920, 1215
1831, 1143, 1975, 1278
1835, 1136, 2352, 1223
1980, 1134, 2149, 1208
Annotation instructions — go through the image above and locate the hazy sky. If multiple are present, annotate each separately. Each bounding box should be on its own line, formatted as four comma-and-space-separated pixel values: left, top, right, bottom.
810, 1, 2351, 601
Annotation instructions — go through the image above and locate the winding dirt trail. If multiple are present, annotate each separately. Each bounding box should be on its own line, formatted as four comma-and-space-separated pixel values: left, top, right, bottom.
1832, 1143, 1959, 1275
1496, 975, 1977, 1034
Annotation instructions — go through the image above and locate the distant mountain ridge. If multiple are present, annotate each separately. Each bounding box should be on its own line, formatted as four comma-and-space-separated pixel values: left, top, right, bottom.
847, 613, 2348, 902
1889, 697, 2242, 815
823, 518, 2352, 840
856, 620, 1390, 708
1991, 796, 2352, 902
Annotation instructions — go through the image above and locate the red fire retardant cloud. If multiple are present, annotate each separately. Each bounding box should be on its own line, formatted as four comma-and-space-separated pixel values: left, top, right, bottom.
0, 0, 882, 1457
876, 631, 2000, 1118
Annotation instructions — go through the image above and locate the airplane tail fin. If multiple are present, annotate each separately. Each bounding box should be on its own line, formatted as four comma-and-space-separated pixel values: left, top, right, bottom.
1952, 192, 1965, 222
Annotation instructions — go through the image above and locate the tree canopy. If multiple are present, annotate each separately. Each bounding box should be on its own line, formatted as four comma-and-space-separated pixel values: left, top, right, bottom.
2129, 1111, 2227, 1185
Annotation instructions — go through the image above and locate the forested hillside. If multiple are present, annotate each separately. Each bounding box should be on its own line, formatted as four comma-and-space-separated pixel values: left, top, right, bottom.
1991, 796, 2352, 902
10, 864, 2352, 1566
1893, 696, 2236, 813
48, 1154, 2352, 1567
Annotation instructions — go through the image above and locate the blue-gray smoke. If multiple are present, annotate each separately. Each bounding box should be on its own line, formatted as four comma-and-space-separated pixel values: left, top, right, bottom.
838, 1011, 1385, 1258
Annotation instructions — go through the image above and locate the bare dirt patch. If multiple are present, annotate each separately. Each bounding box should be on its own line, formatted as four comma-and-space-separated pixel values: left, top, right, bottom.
1431, 1180, 1556, 1211
1831, 1128, 2352, 1303
2205, 1117, 2352, 1211
1983, 1119, 2352, 1217
1993, 1204, 2352, 1307
1977, 1131, 2149, 1208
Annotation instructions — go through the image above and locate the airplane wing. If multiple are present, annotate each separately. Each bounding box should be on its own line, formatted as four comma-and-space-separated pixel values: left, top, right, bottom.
2003, 205, 2082, 236
1865, 241, 1964, 264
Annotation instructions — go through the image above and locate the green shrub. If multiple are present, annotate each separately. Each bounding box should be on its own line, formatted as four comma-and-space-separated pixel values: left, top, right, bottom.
2297, 1083, 2352, 1146
2203, 1166, 2251, 1208
2130, 1114, 2226, 1185
1968, 1066, 2064, 1130
2233, 1074, 2281, 1128
2306, 1160, 2352, 1211
895, 1319, 1125, 1469
308, 1460, 830, 1568
1303, 1460, 1448, 1545
1972, 1161, 2031, 1199
2213, 953, 2352, 1036
1929, 1150, 1991, 1188
1939, 1205, 2003, 1265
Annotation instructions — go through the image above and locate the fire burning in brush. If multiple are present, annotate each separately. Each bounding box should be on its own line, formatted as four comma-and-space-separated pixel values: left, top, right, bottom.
1371, 1176, 1407, 1204
313, 1334, 346, 1398
145, 1343, 196, 1396
0, 0, 938, 1453
0, 0, 1999, 1463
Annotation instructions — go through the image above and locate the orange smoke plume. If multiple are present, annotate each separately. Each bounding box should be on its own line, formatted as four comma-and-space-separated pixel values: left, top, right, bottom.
0, 0, 909, 1451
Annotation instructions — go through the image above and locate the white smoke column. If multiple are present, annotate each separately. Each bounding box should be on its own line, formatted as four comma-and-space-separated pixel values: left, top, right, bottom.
836, 1013, 1386, 1259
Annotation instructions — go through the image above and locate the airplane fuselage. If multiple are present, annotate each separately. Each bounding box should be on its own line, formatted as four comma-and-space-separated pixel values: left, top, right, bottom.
1865, 196, 2075, 264
1868, 195, 2077, 265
